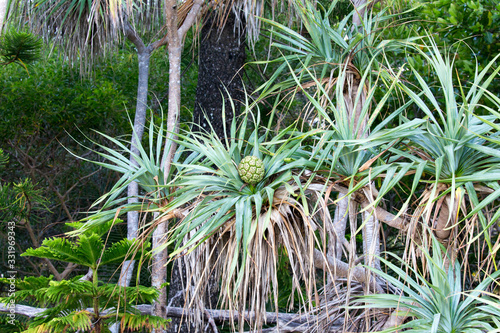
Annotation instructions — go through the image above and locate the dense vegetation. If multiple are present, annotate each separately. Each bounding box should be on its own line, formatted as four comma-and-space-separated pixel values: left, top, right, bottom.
1, 0, 500, 332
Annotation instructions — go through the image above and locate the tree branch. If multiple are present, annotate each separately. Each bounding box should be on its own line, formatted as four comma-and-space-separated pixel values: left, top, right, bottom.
332, 184, 408, 231
0, 303, 317, 328
123, 19, 147, 54
312, 249, 384, 294
177, 0, 204, 39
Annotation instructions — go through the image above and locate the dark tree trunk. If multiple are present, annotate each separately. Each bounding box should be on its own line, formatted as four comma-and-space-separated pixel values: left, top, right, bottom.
192, 11, 246, 139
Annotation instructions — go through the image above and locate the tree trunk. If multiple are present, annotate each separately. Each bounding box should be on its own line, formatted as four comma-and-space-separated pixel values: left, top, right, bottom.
155, 1, 204, 332
192, 11, 246, 139
121, 49, 151, 287
0, 0, 7, 35
351, 0, 368, 27
165, 11, 245, 333
333, 194, 349, 260
109, 21, 154, 333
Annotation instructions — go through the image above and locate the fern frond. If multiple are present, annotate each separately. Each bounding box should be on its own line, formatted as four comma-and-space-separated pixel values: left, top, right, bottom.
44, 279, 94, 305
100, 239, 150, 266
98, 284, 160, 305
0, 276, 52, 306
22, 237, 91, 267
76, 234, 105, 268
27, 310, 93, 333
113, 313, 169, 332
22, 234, 105, 269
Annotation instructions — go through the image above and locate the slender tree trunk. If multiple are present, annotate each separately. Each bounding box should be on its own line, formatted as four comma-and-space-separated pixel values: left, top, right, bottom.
110, 22, 153, 333
121, 49, 151, 287
166, 10, 245, 333
0, 0, 7, 35
153, 1, 204, 332
152, 1, 183, 329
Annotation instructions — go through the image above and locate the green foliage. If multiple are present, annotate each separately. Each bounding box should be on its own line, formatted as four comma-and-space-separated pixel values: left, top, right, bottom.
0, 149, 7, 169
417, 0, 499, 74
165, 108, 314, 264
22, 230, 149, 270
395, 39, 500, 261
0, 226, 165, 333
256, 0, 409, 99
0, 48, 139, 276
0, 30, 42, 68
352, 235, 500, 332
0, 56, 129, 141
2, 1, 500, 331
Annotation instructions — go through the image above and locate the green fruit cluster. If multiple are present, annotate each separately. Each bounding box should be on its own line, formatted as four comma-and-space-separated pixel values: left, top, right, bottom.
238, 156, 265, 185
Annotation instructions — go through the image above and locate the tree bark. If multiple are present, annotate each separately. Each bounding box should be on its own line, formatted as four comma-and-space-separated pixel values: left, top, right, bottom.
333, 194, 349, 260
116, 19, 152, 291
123, 49, 151, 287
0, 0, 7, 35
0, 302, 319, 330
192, 11, 246, 139
351, 0, 368, 27
362, 186, 381, 271
156, 1, 204, 332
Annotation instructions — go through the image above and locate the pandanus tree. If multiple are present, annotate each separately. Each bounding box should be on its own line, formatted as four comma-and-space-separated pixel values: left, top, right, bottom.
75, 2, 427, 327
396, 40, 500, 269
256, 0, 415, 289
5, 0, 500, 331
3, 0, 243, 327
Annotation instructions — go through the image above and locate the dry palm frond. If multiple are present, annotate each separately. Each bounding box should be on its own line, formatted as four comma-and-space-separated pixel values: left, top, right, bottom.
6, 0, 169, 72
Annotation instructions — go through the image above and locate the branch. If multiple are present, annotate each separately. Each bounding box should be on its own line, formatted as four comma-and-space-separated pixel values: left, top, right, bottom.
0, 303, 316, 328
60, 263, 77, 280
123, 19, 147, 54
312, 249, 384, 294
332, 184, 408, 231
19, 218, 62, 281
177, 0, 204, 39
149, 35, 169, 51
203, 309, 219, 333
0, 303, 45, 318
